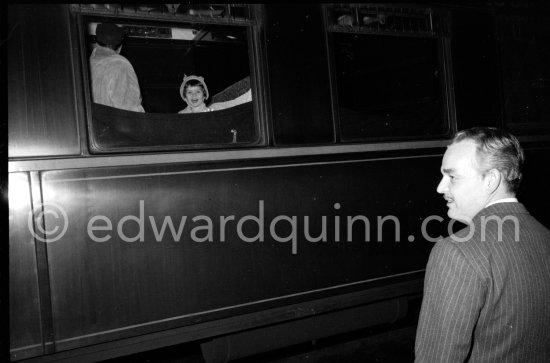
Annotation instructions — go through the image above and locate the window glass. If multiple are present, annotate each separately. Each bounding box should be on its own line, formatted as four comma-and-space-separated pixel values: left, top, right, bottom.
498, 14, 550, 133
78, 4, 260, 153
451, 10, 501, 129
327, 5, 449, 141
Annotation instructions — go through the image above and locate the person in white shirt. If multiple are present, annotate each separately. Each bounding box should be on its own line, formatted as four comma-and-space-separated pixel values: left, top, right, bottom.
89, 23, 145, 112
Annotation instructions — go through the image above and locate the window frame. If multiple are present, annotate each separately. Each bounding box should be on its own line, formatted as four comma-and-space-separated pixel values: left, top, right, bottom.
72, 4, 268, 154
323, 4, 455, 143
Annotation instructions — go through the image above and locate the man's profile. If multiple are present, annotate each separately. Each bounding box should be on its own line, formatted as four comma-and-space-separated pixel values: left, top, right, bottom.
89, 23, 145, 112
415, 127, 550, 362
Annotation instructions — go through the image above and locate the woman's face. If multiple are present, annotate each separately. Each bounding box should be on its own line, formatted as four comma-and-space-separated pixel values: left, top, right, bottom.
184, 85, 205, 108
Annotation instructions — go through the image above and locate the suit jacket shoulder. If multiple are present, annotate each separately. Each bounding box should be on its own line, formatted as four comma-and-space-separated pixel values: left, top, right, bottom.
416, 202, 550, 362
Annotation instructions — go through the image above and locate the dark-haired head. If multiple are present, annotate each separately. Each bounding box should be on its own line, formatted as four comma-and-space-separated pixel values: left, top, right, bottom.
96, 23, 125, 49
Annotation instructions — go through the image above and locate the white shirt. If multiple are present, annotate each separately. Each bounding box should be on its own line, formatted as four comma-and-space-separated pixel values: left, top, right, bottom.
485, 197, 518, 208
90, 46, 145, 112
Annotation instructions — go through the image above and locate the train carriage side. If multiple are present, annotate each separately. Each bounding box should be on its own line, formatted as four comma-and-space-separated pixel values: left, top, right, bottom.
7, 3, 550, 362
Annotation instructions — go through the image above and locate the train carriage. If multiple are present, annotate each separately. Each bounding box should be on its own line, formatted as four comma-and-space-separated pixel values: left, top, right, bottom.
7, 3, 550, 362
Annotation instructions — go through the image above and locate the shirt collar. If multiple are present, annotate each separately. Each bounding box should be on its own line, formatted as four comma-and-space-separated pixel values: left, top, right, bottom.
92, 46, 117, 57
485, 197, 518, 208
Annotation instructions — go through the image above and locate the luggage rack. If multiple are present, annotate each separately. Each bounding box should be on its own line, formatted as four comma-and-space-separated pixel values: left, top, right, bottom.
72, 4, 254, 25
326, 4, 440, 37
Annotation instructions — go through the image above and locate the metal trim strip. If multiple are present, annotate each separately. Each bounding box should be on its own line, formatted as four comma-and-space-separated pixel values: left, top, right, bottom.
9, 140, 449, 172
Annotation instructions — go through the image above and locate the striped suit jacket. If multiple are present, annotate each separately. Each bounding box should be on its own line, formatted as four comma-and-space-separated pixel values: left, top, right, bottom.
415, 202, 550, 362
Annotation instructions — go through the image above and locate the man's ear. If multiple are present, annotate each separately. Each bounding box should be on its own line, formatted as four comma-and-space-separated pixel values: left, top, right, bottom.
485, 168, 502, 193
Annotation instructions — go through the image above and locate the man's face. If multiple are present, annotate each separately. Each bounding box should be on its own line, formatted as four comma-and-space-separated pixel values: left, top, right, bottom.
437, 140, 490, 223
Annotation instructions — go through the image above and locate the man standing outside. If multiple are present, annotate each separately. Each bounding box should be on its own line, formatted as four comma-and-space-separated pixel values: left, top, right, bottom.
90, 23, 145, 112
415, 127, 550, 362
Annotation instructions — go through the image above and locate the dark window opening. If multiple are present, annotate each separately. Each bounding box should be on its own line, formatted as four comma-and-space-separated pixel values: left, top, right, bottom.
333, 34, 447, 140
119, 30, 250, 113
498, 14, 550, 133
326, 5, 450, 141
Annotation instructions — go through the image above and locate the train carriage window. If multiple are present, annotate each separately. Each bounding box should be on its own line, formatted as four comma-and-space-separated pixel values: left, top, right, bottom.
498, 13, 550, 134
326, 5, 450, 141
75, 4, 261, 153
